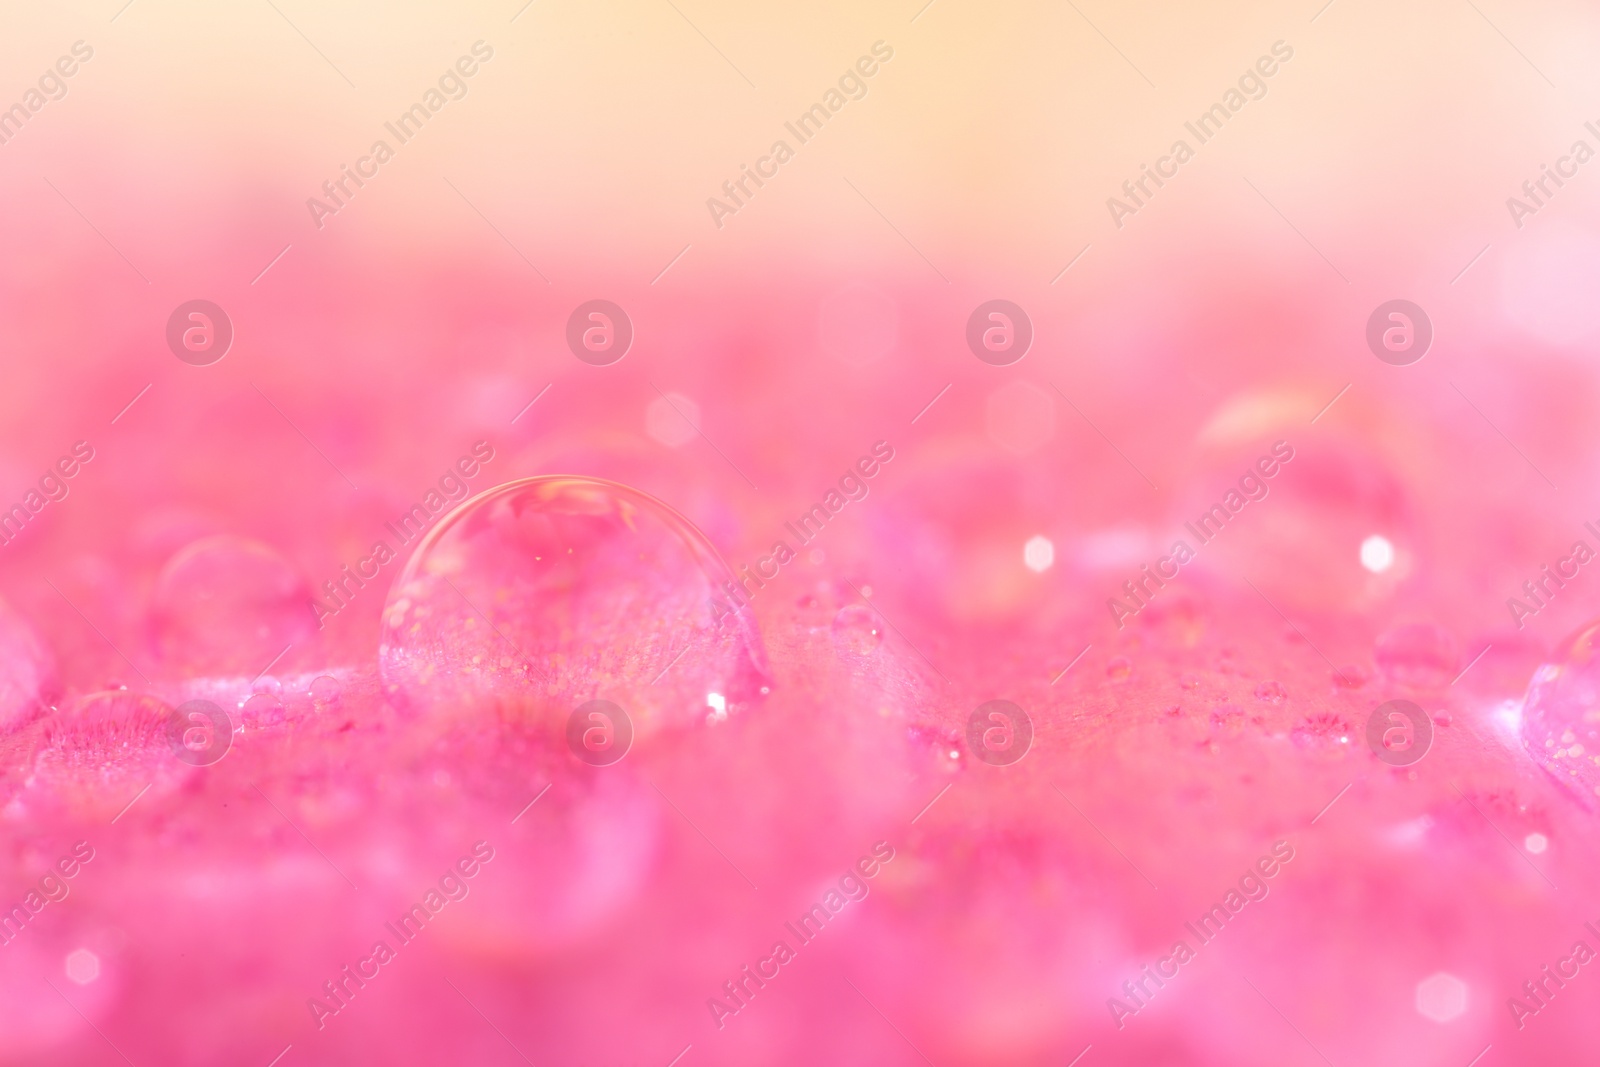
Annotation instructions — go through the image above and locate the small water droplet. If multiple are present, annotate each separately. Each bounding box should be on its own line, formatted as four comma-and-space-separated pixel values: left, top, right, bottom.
1375, 623, 1458, 689
152, 536, 316, 675
1253, 680, 1287, 703
1211, 703, 1245, 728
907, 724, 965, 775
831, 605, 883, 656
309, 676, 342, 705
241, 692, 285, 727
379, 477, 770, 736
1291, 712, 1354, 748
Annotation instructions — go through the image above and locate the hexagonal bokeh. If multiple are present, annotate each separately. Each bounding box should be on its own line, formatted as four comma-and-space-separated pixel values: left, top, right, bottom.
64, 949, 100, 985
1414, 972, 1468, 1023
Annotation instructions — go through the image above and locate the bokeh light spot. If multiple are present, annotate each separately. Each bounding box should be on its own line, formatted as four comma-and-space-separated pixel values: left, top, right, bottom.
1360, 534, 1395, 573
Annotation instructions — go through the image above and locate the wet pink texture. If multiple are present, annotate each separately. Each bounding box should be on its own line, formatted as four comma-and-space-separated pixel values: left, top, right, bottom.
5, 7, 1600, 1062
0, 242, 1597, 1066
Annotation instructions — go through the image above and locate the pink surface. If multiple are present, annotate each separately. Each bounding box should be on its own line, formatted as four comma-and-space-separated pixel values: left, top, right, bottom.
0, 252, 1595, 1065
3, 3, 1600, 1064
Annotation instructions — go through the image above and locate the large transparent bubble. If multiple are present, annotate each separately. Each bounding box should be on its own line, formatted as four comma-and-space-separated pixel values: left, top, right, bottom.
1521, 620, 1600, 804
0, 595, 57, 733
378, 477, 770, 735
151, 535, 317, 676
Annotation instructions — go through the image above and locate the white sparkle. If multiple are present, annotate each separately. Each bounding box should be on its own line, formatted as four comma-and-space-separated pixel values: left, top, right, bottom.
1492, 699, 1523, 744
1525, 832, 1548, 854
1360, 534, 1395, 573
1023, 535, 1055, 573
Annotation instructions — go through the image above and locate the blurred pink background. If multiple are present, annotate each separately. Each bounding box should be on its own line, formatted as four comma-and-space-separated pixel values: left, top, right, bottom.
3, 1, 1600, 1064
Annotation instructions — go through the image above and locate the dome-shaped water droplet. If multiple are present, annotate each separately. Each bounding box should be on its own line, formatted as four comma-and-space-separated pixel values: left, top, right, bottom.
240, 691, 285, 727
379, 477, 770, 735
152, 536, 317, 676
1375, 622, 1457, 690
1254, 680, 1287, 703
0, 596, 58, 733
831, 604, 883, 656
309, 675, 342, 705
1521, 621, 1600, 802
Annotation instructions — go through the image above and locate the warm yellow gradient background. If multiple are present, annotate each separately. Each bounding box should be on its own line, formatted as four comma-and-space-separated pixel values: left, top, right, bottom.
3, 0, 1599, 287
